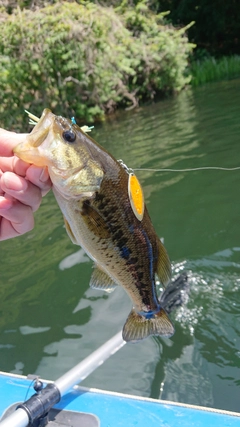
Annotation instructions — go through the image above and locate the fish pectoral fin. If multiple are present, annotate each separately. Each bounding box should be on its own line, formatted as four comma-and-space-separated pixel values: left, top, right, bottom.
122, 308, 174, 342
156, 239, 172, 288
82, 202, 110, 239
64, 216, 78, 245
90, 265, 118, 293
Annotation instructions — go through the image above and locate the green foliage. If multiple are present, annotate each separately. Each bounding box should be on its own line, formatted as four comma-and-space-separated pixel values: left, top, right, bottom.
190, 56, 240, 87
0, 1, 193, 130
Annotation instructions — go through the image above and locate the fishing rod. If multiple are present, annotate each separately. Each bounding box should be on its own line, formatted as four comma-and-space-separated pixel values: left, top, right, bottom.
0, 273, 188, 427
0, 331, 125, 427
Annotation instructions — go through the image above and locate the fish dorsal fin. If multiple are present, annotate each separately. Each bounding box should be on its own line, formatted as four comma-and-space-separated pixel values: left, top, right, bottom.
156, 239, 171, 287
64, 216, 78, 245
90, 265, 118, 293
122, 308, 174, 342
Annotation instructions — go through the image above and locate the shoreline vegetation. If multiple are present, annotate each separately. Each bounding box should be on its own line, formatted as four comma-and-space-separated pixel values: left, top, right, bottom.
0, 1, 194, 129
190, 55, 240, 87
0, 1, 239, 129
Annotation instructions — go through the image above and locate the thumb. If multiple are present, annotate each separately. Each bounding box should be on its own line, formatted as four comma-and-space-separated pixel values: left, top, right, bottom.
0, 129, 28, 157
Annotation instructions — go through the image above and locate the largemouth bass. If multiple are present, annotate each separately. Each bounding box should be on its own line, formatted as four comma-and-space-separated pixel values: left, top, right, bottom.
14, 109, 174, 342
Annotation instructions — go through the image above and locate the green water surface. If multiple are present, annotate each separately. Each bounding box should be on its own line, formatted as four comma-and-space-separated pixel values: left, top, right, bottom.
0, 79, 240, 412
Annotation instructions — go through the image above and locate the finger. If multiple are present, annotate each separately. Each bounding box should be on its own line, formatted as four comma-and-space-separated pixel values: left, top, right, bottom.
0, 156, 29, 176
26, 165, 52, 196
0, 129, 28, 157
0, 197, 34, 241
0, 157, 52, 195
0, 195, 12, 209
1, 172, 43, 212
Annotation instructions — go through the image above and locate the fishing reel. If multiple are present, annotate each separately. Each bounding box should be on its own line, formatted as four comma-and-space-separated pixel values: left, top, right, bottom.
1, 375, 98, 427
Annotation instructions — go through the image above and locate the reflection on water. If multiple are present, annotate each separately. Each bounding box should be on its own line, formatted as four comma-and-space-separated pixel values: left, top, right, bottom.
59, 248, 90, 270
0, 79, 240, 412
20, 326, 51, 335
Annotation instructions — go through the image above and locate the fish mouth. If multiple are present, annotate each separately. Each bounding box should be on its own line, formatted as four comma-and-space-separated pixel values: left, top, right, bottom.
13, 109, 54, 166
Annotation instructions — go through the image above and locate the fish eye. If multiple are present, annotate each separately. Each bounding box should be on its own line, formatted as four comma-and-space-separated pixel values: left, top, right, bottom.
62, 129, 76, 143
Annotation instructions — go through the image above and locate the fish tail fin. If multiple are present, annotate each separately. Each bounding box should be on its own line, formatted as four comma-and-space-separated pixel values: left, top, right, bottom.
122, 308, 174, 342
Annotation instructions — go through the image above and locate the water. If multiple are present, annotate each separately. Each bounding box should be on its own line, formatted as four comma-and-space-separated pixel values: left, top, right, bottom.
1, 79, 240, 412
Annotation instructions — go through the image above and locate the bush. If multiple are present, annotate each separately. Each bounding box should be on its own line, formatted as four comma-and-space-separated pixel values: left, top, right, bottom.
0, 1, 194, 130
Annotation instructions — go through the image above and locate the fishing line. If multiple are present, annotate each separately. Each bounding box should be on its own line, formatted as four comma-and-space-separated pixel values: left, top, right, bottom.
133, 166, 240, 172
23, 376, 43, 401
24, 111, 239, 173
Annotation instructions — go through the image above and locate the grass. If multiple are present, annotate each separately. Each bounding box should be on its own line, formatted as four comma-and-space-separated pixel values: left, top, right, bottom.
190, 55, 240, 86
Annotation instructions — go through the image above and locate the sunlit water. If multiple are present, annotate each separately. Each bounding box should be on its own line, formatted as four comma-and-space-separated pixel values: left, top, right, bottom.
0, 79, 240, 412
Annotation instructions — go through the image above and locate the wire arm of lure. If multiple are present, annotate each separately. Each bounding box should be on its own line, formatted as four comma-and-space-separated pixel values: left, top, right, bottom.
117, 159, 134, 174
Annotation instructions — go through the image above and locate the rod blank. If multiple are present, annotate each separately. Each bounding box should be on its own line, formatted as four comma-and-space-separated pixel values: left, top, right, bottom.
0, 408, 29, 427
0, 331, 125, 427
56, 331, 125, 395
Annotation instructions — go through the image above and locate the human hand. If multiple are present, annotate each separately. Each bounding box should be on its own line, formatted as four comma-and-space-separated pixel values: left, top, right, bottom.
0, 128, 52, 241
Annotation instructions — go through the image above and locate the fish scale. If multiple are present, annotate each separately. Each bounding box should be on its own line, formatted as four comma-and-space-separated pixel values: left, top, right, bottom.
14, 108, 174, 342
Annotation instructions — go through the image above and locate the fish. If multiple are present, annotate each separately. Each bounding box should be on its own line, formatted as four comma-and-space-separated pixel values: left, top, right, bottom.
14, 108, 174, 342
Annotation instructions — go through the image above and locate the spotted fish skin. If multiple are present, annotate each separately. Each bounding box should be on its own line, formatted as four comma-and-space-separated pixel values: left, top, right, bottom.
14, 109, 174, 342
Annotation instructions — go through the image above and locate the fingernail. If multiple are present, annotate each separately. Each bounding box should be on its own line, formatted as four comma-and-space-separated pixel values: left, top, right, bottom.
2, 172, 28, 192
39, 167, 49, 183
0, 196, 12, 210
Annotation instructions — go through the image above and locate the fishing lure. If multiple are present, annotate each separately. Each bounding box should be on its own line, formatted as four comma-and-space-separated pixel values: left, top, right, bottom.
26, 110, 94, 134
118, 159, 144, 221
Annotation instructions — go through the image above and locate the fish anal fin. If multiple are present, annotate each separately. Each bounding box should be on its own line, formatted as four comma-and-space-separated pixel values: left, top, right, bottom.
64, 216, 78, 245
156, 239, 172, 288
122, 308, 174, 342
90, 265, 118, 293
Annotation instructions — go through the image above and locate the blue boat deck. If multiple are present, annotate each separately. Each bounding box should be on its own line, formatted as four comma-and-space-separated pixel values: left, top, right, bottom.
0, 371, 240, 427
